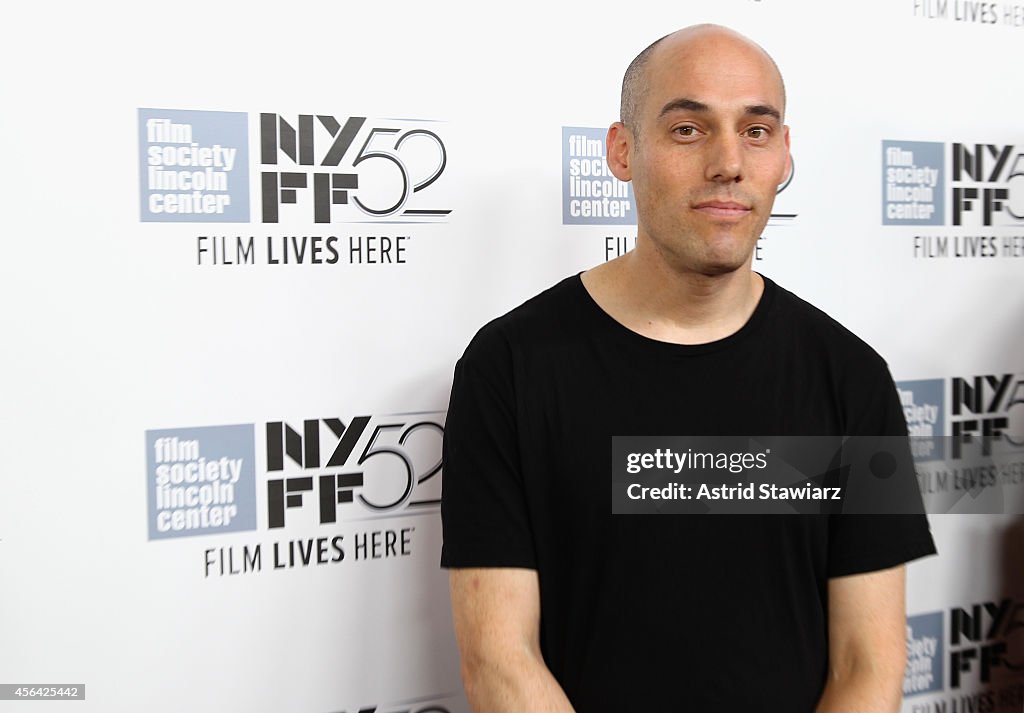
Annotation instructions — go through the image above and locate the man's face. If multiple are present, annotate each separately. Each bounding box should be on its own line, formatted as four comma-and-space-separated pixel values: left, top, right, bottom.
616, 32, 790, 276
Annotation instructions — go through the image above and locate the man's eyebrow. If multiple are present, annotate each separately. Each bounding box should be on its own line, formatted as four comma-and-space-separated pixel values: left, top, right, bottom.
746, 104, 782, 122
658, 98, 709, 118
657, 98, 783, 123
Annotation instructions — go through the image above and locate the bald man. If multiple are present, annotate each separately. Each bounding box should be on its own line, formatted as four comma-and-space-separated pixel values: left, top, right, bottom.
441, 25, 935, 712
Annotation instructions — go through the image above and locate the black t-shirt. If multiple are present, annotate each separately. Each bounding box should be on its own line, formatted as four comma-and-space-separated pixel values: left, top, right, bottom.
441, 274, 936, 712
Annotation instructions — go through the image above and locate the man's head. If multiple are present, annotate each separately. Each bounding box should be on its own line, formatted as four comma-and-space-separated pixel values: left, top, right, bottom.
619, 26, 787, 137
607, 25, 791, 277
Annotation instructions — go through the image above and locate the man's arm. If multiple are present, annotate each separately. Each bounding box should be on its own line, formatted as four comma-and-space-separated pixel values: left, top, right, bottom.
815, 564, 907, 713
449, 568, 576, 713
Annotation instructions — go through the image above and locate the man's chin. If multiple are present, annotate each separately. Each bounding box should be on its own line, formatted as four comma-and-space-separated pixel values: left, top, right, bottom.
691, 244, 757, 277
644, 228, 757, 276
693, 259, 750, 278
665, 253, 752, 278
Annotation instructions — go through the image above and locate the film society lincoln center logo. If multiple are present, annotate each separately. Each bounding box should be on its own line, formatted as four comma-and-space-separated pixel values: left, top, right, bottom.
882, 139, 1024, 227
904, 611, 943, 697
562, 126, 635, 225
139, 109, 250, 222
145, 413, 445, 557
146, 424, 257, 539
897, 378, 945, 462
138, 107, 451, 225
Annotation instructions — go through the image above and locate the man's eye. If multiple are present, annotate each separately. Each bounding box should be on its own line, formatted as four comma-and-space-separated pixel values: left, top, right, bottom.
746, 127, 768, 139
675, 126, 697, 137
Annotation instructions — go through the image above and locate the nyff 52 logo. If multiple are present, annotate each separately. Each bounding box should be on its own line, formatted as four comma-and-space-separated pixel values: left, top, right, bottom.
260, 114, 451, 223
882, 139, 1024, 227
950, 373, 1024, 458
265, 412, 444, 528
951, 143, 1024, 226
949, 597, 1024, 688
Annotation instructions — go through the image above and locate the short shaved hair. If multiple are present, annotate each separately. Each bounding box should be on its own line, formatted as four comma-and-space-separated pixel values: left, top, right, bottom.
619, 33, 669, 135
619, 25, 786, 137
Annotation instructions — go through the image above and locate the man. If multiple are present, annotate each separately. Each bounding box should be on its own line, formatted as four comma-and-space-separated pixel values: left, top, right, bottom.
441, 25, 936, 712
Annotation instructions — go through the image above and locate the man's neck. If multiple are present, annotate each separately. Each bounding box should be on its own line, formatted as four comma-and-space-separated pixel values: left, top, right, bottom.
580, 244, 764, 345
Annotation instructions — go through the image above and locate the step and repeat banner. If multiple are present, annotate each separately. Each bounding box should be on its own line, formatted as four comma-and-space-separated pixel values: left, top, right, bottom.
1, 0, 1022, 711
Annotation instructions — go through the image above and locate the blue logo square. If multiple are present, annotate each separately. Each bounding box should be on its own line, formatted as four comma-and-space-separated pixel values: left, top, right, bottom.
882, 140, 944, 226
904, 611, 944, 696
897, 379, 946, 462
562, 126, 635, 225
139, 108, 250, 222
146, 424, 257, 540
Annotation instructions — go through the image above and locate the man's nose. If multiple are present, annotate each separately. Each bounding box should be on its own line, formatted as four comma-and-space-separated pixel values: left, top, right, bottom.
704, 133, 743, 183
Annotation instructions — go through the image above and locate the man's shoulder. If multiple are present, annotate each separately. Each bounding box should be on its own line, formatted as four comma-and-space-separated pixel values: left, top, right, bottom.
769, 277, 888, 371
460, 274, 583, 367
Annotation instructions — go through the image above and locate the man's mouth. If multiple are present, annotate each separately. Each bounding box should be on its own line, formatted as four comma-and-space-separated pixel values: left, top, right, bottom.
692, 200, 752, 219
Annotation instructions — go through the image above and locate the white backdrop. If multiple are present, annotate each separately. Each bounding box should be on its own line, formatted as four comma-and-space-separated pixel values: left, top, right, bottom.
2, 1, 1022, 711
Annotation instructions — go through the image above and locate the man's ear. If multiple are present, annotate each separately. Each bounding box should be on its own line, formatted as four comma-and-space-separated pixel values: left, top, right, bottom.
781, 124, 792, 185
606, 122, 633, 182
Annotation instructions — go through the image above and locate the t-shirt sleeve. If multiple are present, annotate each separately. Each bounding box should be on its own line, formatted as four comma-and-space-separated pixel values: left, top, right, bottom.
440, 326, 536, 569
827, 362, 938, 578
